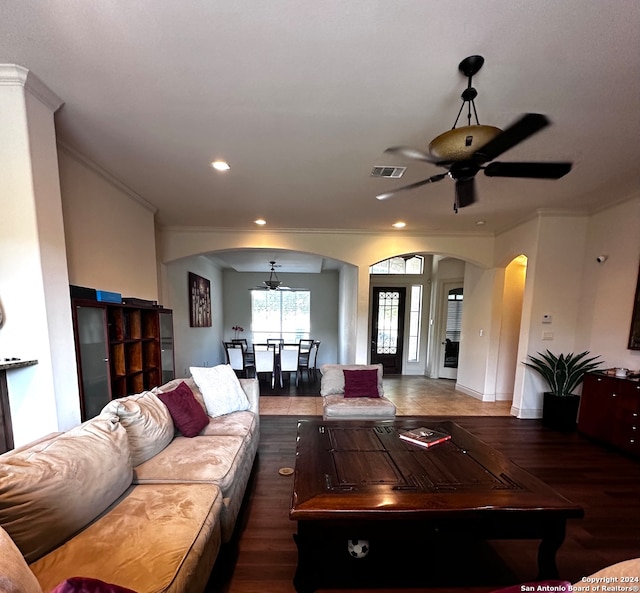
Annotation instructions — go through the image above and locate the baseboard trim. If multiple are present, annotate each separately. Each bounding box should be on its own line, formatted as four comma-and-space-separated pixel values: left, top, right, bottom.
510, 405, 542, 419
455, 384, 495, 402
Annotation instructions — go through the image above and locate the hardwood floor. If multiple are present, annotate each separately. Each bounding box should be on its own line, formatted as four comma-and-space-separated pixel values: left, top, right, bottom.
207, 408, 640, 592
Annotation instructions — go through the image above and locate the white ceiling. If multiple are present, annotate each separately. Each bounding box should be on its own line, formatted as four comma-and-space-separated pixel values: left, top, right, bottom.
1, 1, 639, 272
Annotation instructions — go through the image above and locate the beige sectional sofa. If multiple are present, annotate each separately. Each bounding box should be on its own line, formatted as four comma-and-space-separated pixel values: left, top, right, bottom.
0, 372, 259, 593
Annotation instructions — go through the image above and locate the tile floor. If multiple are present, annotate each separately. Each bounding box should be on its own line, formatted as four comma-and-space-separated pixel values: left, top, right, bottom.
259, 375, 513, 416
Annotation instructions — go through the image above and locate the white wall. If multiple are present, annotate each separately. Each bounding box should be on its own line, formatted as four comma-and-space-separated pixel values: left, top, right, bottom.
59, 148, 159, 301
0, 66, 79, 444
575, 197, 640, 370
165, 256, 223, 377
455, 263, 502, 400
338, 264, 358, 364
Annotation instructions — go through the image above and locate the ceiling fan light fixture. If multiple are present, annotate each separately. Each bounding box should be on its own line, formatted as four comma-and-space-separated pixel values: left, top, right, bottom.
428, 125, 502, 161
263, 261, 282, 290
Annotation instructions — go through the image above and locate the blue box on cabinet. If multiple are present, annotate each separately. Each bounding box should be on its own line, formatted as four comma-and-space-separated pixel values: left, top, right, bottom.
96, 290, 122, 303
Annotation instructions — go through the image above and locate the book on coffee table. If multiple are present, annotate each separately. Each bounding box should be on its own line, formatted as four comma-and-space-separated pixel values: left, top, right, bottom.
398, 427, 451, 448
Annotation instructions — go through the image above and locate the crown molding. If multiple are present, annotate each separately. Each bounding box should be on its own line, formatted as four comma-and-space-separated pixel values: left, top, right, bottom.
58, 141, 158, 215
156, 224, 494, 238
0, 64, 64, 112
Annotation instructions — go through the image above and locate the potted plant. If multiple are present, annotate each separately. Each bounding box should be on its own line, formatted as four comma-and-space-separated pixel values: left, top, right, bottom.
523, 350, 602, 431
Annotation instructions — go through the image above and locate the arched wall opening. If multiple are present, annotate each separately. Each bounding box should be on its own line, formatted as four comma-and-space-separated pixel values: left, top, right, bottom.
161, 247, 357, 375
495, 254, 528, 402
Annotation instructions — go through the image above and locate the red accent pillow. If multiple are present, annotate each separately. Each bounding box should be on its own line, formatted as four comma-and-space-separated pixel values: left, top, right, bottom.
50, 577, 137, 593
157, 381, 209, 437
343, 369, 380, 398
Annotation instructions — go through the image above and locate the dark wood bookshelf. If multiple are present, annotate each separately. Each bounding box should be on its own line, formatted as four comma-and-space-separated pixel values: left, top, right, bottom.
71, 297, 174, 419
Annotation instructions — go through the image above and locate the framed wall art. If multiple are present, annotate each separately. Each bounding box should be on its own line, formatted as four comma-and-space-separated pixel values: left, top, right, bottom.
188, 272, 212, 328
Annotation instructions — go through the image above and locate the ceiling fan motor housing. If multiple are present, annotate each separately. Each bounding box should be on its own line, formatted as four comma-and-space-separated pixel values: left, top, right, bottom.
429, 125, 502, 162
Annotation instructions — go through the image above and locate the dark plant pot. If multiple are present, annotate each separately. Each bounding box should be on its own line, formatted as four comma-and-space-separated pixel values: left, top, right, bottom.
542, 392, 580, 431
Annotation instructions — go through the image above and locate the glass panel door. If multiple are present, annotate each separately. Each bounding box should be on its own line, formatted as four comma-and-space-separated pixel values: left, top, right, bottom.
159, 311, 175, 384
75, 304, 111, 420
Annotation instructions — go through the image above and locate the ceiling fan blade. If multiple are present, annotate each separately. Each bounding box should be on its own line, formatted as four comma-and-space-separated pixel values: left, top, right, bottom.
383, 145, 439, 164
484, 161, 572, 179
376, 173, 446, 201
472, 113, 550, 163
455, 178, 476, 210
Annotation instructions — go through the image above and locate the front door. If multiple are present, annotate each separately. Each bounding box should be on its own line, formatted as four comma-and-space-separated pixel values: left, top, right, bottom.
370, 287, 406, 375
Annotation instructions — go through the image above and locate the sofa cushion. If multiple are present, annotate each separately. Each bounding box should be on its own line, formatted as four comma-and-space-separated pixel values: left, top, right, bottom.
189, 365, 250, 417
133, 435, 245, 494
132, 435, 257, 543
322, 393, 396, 419
200, 410, 258, 438
29, 484, 223, 593
156, 381, 209, 437
102, 391, 174, 466
0, 414, 132, 564
343, 369, 380, 398
320, 364, 384, 396
0, 525, 43, 593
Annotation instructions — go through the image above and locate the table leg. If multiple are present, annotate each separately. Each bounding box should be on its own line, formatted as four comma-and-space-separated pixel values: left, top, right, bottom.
292, 532, 317, 593
537, 520, 566, 579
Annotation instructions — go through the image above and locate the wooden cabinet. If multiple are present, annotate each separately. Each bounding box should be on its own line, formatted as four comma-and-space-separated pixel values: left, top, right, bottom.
72, 298, 175, 419
578, 372, 640, 457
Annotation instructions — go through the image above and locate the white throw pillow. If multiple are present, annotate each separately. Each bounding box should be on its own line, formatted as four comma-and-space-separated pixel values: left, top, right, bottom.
190, 364, 250, 417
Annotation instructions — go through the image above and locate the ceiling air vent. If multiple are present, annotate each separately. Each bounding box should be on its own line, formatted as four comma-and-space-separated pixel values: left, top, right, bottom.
371, 166, 406, 179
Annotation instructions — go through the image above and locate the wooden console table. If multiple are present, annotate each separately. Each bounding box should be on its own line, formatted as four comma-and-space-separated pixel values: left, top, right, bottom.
0, 359, 38, 454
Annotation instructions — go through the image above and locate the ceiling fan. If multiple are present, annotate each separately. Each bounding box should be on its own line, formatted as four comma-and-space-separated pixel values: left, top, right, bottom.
376, 55, 572, 212
253, 261, 306, 291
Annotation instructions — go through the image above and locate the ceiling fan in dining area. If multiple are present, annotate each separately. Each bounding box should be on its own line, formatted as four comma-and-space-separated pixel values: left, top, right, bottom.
252, 261, 307, 291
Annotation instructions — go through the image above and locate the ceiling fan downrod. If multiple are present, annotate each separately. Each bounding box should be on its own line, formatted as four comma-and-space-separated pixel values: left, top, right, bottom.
451, 55, 485, 130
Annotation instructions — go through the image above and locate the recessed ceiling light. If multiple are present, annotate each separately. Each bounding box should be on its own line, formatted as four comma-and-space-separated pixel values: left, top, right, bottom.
211, 160, 230, 171
392, 221, 406, 228
476, 220, 486, 226
254, 219, 266, 226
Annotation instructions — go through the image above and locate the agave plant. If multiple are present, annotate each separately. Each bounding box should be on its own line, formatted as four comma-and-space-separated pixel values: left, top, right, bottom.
524, 350, 602, 396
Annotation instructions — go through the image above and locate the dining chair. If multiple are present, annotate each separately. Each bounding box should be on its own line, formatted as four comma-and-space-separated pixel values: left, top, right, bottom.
224, 342, 255, 378
279, 343, 300, 387
232, 338, 254, 364
296, 339, 315, 383
253, 343, 276, 389
308, 340, 321, 379
267, 338, 284, 351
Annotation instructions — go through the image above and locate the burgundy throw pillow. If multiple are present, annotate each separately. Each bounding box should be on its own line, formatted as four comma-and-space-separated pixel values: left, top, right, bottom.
50, 577, 137, 593
157, 381, 209, 437
343, 369, 380, 398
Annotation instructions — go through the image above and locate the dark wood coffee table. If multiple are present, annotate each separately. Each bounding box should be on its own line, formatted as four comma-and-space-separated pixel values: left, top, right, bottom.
289, 419, 583, 592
